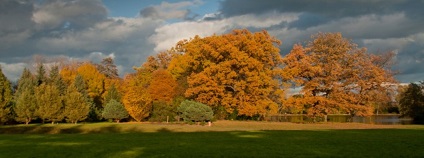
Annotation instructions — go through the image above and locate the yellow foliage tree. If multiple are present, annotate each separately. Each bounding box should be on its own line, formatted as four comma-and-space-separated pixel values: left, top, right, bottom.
168, 29, 286, 119
122, 70, 152, 122
76, 63, 106, 107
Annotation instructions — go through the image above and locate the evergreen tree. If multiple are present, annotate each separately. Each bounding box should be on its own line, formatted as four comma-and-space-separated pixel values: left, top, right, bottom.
63, 84, 90, 124
74, 74, 99, 121
35, 63, 47, 86
104, 84, 121, 103
48, 65, 67, 95
0, 66, 13, 124
102, 99, 128, 123
74, 74, 87, 95
177, 100, 213, 123
35, 84, 63, 124
14, 68, 37, 124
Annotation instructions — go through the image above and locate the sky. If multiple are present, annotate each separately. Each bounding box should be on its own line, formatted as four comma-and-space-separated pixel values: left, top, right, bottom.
1, 0, 423, 83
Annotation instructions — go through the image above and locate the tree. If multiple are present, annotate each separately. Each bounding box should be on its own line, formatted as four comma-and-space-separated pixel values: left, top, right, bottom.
148, 69, 178, 103
77, 63, 106, 107
48, 65, 67, 95
102, 99, 128, 123
14, 68, 37, 124
60, 63, 79, 86
177, 100, 213, 123
97, 57, 119, 79
168, 29, 285, 119
150, 100, 178, 122
141, 51, 173, 73
63, 84, 90, 124
122, 70, 152, 122
0, 66, 13, 124
35, 63, 47, 86
282, 33, 396, 120
35, 84, 63, 124
399, 83, 424, 124
104, 84, 121, 104
73, 74, 98, 121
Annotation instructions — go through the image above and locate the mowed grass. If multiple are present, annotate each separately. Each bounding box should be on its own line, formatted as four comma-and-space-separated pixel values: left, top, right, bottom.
1, 121, 424, 158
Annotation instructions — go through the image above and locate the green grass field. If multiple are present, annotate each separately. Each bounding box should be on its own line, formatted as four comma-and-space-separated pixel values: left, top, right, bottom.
1, 121, 423, 158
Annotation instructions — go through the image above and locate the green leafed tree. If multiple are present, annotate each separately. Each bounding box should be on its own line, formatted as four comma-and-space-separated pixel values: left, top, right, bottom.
399, 83, 424, 124
14, 68, 38, 124
102, 99, 129, 123
177, 100, 213, 123
0, 66, 13, 124
35, 84, 64, 124
104, 84, 121, 104
63, 84, 90, 124
150, 100, 177, 122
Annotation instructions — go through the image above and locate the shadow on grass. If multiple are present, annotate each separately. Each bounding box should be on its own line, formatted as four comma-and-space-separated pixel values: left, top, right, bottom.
0, 127, 423, 157
0, 123, 143, 134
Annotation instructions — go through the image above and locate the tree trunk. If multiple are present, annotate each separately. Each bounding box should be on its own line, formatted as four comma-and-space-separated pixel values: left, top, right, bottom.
51, 121, 55, 124
116, 119, 120, 123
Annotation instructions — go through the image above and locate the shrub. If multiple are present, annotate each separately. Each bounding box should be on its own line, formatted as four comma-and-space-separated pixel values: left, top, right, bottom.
177, 100, 213, 123
102, 99, 129, 123
149, 101, 177, 122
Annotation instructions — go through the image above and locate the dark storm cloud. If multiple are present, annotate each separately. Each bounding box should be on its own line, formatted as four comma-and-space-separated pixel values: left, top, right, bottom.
218, 0, 424, 82
33, 0, 108, 30
220, 0, 423, 31
0, 0, 35, 57
0, 0, 163, 81
0, 0, 34, 31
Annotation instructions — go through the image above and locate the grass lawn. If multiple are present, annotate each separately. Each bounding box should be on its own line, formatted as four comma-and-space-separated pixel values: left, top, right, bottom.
0, 121, 423, 158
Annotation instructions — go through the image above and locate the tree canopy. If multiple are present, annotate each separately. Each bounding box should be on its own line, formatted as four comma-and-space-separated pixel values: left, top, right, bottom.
399, 83, 424, 124
282, 33, 396, 118
168, 29, 285, 119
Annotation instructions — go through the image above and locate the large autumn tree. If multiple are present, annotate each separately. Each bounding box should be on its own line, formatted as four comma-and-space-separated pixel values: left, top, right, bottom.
122, 69, 152, 122
168, 29, 286, 119
282, 33, 396, 119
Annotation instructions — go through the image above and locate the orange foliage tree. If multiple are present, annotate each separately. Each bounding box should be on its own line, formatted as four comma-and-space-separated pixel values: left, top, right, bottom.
282, 33, 396, 119
148, 69, 178, 103
168, 29, 286, 119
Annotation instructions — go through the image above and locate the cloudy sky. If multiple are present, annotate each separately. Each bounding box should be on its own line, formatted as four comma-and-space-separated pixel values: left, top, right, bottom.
1, 0, 423, 83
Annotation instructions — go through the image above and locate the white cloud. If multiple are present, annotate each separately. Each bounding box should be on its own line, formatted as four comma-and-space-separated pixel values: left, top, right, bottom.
149, 20, 228, 52
150, 12, 298, 52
